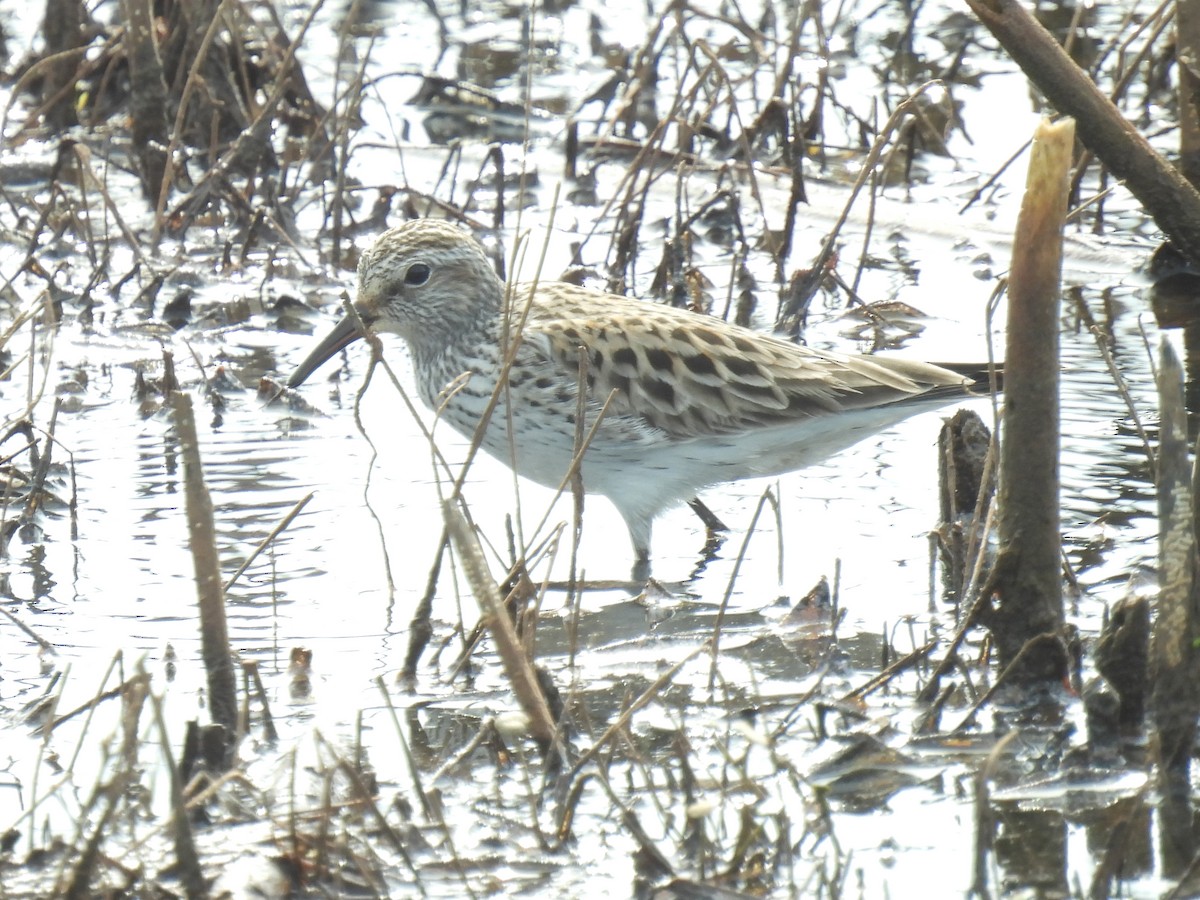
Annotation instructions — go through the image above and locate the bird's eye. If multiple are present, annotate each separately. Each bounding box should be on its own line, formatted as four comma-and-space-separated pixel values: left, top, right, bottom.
405, 263, 431, 286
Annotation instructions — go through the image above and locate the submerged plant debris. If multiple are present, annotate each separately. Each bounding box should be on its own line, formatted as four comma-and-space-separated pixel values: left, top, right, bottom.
0, 1, 1186, 897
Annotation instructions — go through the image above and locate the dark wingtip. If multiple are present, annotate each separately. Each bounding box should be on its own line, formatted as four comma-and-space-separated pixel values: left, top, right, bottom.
286, 316, 363, 388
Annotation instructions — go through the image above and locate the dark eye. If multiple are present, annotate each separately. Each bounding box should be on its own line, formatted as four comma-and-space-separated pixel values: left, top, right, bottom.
405, 263, 431, 286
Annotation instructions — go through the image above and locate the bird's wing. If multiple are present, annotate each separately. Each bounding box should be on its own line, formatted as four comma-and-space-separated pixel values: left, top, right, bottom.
518, 283, 969, 440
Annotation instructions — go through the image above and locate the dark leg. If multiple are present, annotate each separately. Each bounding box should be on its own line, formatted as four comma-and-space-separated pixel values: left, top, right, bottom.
631, 551, 651, 582
688, 497, 729, 533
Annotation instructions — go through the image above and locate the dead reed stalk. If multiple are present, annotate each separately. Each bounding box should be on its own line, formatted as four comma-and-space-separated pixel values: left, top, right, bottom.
171, 392, 238, 758
978, 117, 1073, 680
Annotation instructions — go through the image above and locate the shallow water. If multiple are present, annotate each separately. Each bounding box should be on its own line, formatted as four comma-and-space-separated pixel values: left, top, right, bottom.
0, 0, 1177, 896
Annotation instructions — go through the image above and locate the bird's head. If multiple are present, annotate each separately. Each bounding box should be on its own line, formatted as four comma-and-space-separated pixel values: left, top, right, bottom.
287, 220, 503, 388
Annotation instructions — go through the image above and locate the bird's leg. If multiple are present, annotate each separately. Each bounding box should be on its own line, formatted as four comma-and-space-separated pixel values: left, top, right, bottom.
621, 513, 655, 582
631, 553, 651, 582
687, 497, 729, 534
685, 498, 728, 581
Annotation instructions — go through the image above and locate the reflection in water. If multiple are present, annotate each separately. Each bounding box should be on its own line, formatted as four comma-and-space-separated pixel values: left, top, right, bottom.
0, 1, 1172, 895
1151, 267, 1200, 415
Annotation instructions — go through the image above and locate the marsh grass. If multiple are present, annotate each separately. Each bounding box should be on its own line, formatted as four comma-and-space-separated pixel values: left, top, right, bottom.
0, 1, 1187, 897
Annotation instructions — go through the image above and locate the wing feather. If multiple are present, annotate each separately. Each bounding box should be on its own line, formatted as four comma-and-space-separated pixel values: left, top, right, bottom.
518, 282, 967, 440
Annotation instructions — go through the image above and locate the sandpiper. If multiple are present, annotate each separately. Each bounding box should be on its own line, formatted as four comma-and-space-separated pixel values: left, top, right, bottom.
288, 219, 972, 569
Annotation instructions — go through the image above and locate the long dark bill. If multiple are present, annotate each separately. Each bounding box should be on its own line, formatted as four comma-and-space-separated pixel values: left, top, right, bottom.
287, 316, 364, 388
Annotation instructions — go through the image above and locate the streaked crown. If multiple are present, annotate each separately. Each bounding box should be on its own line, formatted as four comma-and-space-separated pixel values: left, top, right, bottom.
354, 220, 505, 349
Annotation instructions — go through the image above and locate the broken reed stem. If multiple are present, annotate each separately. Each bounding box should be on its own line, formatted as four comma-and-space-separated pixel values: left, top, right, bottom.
442, 500, 557, 746
70, 140, 151, 269
223, 491, 313, 594
0, 603, 53, 653
918, 499, 999, 704
981, 117, 1071, 679
343, 319, 400, 608
471, 199, 558, 555
951, 632, 1068, 733
171, 392, 238, 751
402, 530, 446, 684
970, 731, 1019, 897
844, 640, 937, 703
566, 640, 710, 784
374, 677, 438, 835
241, 661, 278, 744
147, 682, 206, 900
26, 664, 66, 854
62, 675, 150, 898
1, 45, 89, 137
60, 654, 124, 771
1151, 339, 1200, 874
1086, 322, 1156, 472
708, 487, 778, 692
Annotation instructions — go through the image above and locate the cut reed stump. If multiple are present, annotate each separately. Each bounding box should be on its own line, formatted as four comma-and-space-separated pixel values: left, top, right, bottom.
976, 118, 1071, 682
1093, 594, 1149, 741
935, 408, 994, 605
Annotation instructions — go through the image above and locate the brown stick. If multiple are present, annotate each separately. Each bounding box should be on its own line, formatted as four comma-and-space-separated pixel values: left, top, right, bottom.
172, 393, 238, 754
443, 500, 557, 747
966, 0, 1200, 265
979, 118, 1071, 677
1152, 340, 1200, 875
